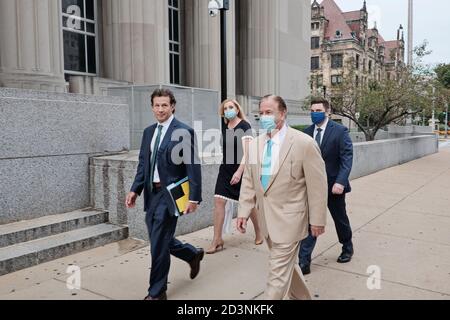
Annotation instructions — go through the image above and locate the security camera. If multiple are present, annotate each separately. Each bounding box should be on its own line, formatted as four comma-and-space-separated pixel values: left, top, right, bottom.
208, 0, 219, 17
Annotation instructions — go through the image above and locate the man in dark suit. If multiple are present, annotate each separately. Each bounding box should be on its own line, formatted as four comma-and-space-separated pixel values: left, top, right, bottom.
126, 89, 204, 300
299, 97, 354, 275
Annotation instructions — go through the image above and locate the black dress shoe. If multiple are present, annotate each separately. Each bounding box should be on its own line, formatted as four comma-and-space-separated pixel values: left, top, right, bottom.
189, 249, 204, 280
337, 251, 353, 263
144, 292, 167, 300
300, 264, 311, 275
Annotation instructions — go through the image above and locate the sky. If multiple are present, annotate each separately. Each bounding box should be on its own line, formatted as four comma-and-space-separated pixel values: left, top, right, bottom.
321, 0, 450, 66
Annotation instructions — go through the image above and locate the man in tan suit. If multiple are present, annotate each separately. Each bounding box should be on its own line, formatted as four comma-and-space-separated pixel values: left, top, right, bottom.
237, 95, 328, 300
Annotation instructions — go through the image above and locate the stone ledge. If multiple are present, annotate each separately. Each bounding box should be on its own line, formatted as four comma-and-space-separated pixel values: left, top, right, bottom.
90, 135, 439, 240
0, 87, 127, 105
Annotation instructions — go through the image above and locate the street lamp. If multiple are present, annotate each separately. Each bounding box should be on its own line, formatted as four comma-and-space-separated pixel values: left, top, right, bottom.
208, 0, 230, 103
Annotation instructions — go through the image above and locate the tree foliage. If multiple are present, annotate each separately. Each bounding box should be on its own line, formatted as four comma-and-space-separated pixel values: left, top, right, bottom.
434, 64, 450, 89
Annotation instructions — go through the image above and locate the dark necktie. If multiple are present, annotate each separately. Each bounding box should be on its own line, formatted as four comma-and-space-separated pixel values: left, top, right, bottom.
149, 125, 163, 192
315, 128, 323, 147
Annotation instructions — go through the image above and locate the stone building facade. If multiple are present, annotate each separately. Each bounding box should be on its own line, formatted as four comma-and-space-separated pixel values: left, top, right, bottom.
310, 0, 405, 120
0, 0, 311, 117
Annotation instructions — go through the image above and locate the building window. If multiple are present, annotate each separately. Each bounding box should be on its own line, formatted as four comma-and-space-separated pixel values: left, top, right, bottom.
369, 60, 372, 74
331, 75, 343, 85
331, 97, 343, 112
355, 54, 360, 69
355, 75, 359, 86
311, 37, 320, 49
331, 54, 343, 69
62, 0, 97, 75
311, 57, 320, 70
311, 22, 320, 30
311, 75, 323, 91
317, 75, 323, 88
335, 30, 342, 38
169, 0, 181, 85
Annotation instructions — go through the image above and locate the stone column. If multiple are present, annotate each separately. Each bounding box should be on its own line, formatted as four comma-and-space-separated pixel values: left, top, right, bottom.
0, 0, 66, 92
238, 0, 310, 102
184, 0, 236, 98
102, 0, 169, 84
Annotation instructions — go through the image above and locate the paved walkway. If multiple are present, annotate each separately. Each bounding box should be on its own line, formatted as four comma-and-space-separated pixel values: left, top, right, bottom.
1, 147, 449, 300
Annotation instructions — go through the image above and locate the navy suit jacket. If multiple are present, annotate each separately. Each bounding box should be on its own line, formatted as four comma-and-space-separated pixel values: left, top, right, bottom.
130, 118, 202, 214
304, 120, 353, 194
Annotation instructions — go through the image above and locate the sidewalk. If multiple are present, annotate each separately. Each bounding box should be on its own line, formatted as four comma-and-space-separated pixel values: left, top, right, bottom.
1, 147, 449, 300
439, 138, 450, 149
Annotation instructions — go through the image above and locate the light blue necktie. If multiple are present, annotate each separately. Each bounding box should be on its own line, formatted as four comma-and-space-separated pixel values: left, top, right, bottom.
261, 139, 273, 192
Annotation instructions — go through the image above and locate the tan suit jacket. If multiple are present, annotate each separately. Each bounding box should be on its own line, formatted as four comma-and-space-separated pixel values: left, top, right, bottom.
238, 127, 328, 244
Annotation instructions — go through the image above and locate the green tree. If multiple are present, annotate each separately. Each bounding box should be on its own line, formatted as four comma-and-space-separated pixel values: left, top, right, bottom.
434, 63, 450, 130
435, 63, 450, 89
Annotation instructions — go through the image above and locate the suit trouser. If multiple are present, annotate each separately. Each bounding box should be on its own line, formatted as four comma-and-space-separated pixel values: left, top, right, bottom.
145, 189, 197, 298
265, 237, 312, 300
299, 193, 353, 266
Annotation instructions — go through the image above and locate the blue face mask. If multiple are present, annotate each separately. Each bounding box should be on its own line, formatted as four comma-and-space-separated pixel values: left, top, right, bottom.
224, 109, 238, 120
311, 112, 326, 125
260, 115, 277, 131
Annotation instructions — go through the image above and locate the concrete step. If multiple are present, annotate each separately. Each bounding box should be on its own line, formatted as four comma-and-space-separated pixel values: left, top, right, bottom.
0, 223, 128, 276
0, 209, 109, 248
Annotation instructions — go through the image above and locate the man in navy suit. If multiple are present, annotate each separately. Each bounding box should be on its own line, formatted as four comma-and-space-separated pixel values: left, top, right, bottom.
126, 89, 204, 300
299, 97, 354, 275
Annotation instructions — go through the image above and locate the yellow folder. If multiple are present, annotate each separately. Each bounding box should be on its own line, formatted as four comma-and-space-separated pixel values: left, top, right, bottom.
166, 177, 190, 217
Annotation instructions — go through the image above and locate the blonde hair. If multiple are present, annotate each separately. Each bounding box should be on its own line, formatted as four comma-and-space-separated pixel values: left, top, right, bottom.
219, 99, 247, 124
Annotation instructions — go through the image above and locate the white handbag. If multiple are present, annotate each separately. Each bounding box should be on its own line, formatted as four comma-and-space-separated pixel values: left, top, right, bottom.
222, 200, 235, 235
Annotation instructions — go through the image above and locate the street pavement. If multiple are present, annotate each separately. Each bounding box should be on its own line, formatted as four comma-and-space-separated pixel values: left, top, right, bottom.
0, 146, 449, 300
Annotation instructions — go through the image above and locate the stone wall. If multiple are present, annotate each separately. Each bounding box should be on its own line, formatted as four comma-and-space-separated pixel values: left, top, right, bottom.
349, 130, 389, 143
91, 135, 439, 240
107, 85, 221, 150
0, 88, 129, 224
349, 126, 434, 143
387, 125, 434, 139
350, 135, 439, 180
90, 152, 221, 240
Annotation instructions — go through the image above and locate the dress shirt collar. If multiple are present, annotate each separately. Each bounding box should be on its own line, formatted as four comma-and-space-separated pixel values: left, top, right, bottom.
268, 123, 288, 146
315, 117, 329, 132
157, 114, 174, 129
